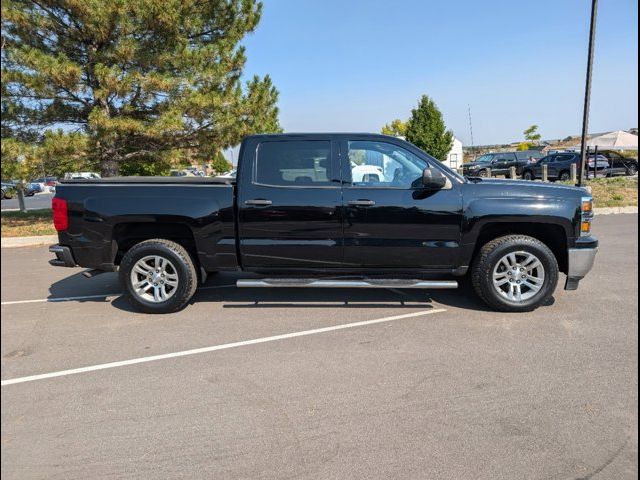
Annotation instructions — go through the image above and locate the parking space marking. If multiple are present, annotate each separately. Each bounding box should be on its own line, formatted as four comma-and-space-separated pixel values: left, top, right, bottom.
0, 284, 236, 306
1, 308, 445, 386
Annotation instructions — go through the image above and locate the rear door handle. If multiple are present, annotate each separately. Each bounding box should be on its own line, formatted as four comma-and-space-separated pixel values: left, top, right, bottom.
348, 200, 376, 207
244, 199, 272, 206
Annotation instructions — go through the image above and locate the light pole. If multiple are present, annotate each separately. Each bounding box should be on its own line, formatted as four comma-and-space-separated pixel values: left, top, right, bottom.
577, 0, 598, 187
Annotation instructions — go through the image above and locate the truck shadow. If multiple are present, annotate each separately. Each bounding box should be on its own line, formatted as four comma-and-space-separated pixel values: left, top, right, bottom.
49, 271, 500, 313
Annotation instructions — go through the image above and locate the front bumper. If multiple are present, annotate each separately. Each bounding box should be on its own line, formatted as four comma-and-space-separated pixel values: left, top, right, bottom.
564, 237, 598, 290
49, 245, 76, 268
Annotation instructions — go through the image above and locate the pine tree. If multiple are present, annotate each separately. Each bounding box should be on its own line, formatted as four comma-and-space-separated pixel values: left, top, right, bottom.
405, 95, 453, 162
1, 0, 282, 176
210, 150, 232, 174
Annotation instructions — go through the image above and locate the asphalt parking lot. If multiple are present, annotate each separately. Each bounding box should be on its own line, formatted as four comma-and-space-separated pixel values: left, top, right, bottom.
1, 192, 54, 211
1, 214, 637, 479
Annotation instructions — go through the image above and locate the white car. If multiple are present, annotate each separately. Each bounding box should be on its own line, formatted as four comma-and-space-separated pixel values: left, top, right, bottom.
351, 164, 384, 183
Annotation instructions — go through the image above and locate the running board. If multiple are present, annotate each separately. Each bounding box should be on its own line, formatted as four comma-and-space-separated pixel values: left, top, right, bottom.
236, 279, 458, 289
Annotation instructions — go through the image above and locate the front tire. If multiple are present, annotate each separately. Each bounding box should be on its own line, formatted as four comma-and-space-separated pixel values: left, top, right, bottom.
627, 164, 638, 176
558, 171, 571, 182
522, 171, 534, 181
120, 239, 198, 314
471, 235, 559, 312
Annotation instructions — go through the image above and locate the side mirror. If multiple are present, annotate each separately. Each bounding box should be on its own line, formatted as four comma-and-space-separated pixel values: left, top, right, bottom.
422, 167, 447, 190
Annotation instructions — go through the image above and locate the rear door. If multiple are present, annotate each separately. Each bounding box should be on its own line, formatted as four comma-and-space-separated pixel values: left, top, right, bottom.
340, 137, 463, 269
237, 136, 344, 269
493, 153, 517, 175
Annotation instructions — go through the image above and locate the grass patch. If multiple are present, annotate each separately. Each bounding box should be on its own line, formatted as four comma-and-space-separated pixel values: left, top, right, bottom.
1, 209, 56, 237
581, 177, 637, 208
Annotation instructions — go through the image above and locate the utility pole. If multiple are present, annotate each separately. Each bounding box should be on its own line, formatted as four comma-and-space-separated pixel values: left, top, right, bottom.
577, 0, 598, 187
468, 104, 475, 159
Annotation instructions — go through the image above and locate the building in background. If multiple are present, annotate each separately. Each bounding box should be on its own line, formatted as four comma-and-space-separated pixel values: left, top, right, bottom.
443, 137, 463, 170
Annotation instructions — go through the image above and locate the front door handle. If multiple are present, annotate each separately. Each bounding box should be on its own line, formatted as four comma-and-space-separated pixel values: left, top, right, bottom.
348, 200, 376, 207
245, 199, 272, 206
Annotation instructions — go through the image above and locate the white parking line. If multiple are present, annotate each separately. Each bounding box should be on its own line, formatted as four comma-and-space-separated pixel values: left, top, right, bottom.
1, 309, 445, 386
0, 284, 236, 306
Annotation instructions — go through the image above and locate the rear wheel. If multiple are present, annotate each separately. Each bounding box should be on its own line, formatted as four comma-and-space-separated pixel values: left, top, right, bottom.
522, 170, 534, 181
559, 170, 571, 182
471, 235, 559, 312
120, 239, 198, 313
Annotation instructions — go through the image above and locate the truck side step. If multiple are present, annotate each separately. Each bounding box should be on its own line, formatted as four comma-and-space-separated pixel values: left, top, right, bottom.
236, 279, 458, 289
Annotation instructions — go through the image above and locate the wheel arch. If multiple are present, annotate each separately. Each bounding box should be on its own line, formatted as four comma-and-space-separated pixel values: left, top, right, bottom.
469, 222, 568, 274
112, 222, 198, 267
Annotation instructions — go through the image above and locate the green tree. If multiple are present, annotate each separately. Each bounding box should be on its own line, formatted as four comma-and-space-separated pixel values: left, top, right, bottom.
2, 0, 282, 177
210, 151, 232, 174
524, 125, 542, 143
404, 95, 453, 162
381, 119, 408, 137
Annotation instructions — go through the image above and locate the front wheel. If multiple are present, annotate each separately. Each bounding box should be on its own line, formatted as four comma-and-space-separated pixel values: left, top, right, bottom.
471, 235, 559, 312
522, 171, 534, 181
120, 239, 199, 313
559, 171, 571, 182
627, 164, 638, 176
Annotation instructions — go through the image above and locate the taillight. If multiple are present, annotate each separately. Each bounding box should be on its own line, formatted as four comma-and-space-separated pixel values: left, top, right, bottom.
52, 198, 68, 231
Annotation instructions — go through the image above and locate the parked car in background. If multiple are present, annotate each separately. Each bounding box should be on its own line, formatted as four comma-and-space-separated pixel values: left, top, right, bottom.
463, 151, 542, 178
27, 182, 44, 193
521, 152, 609, 181
64, 172, 101, 180
31, 176, 59, 191
169, 169, 198, 177
595, 150, 638, 176
1, 181, 17, 199
214, 169, 237, 181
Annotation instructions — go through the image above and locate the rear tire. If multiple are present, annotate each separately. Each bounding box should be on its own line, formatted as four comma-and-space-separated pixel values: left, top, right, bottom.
120, 239, 198, 314
471, 235, 559, 312
522, 170, 534, 181
559, 171, 570, 182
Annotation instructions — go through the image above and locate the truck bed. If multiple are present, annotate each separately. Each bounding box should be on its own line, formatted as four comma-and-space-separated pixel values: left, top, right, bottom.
54, 179, 237, 272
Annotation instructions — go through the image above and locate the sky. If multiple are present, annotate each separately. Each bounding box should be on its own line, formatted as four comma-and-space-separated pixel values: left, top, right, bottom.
240, 0, 638, 147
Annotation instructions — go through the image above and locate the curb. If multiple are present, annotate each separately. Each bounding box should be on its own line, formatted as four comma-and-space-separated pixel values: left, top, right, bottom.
1, 235, 58, 249
594, 206, 638, 215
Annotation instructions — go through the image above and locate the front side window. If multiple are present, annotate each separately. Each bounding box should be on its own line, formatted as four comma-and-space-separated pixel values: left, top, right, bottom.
255, 141, 332, 186
348, 141, 429, 188
475, 154, 495, 163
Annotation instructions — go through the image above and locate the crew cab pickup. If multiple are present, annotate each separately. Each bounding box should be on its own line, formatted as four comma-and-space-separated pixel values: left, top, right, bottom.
49, 134, 598, 313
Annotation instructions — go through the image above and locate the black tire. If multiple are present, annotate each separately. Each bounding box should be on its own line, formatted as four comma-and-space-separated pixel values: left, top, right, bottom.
558, 171, 570, 182
522, 170, 534, 181
478, 169, 489, 178
119, 238, 198, 314
627, 164, 638, 176
471, 235, 559, 312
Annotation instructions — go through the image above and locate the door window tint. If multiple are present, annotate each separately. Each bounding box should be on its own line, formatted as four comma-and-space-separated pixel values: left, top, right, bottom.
556, 154, 575, 162
255, 141, 332, 186
348, 141, 429, 188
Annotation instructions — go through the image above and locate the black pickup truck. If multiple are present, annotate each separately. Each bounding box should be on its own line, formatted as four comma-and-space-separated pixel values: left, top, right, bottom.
49, 133, 598, 313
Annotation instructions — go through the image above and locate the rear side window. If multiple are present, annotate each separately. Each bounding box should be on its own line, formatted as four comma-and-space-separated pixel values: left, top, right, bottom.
255, 141, 333, 186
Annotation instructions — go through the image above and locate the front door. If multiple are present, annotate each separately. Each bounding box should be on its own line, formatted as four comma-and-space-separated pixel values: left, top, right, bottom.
340, 138, 463, 270
237, 136, 343, 269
